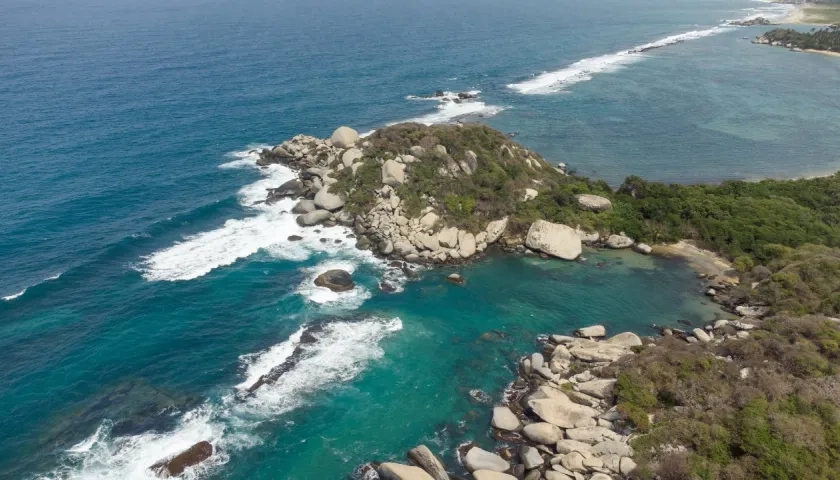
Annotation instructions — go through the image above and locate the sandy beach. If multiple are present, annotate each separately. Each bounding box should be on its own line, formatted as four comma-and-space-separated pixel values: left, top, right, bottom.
653, 240, 739, 284
780, 3, 840, 25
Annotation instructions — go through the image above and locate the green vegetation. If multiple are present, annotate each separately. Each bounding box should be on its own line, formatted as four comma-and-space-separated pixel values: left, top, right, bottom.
763, 27, 840, 52
614, 318, 840, 480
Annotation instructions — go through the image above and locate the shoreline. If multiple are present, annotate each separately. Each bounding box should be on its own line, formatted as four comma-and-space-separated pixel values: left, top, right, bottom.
652, 240, 738, 284
779, 2, 840, 25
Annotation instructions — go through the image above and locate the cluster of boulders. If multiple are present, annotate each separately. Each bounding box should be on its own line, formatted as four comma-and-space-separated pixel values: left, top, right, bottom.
257, 127, 657, 267
729, 17, 773, 26
751, 36, 804, 52
366, 326, 645, 480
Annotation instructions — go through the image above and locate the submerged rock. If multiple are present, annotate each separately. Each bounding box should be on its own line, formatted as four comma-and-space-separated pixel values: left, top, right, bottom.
149, 441, 213, 478
447, 273, 466, 285
314, 269, 355, 292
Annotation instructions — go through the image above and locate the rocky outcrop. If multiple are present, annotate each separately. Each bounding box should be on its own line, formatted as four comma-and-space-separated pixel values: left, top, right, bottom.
296, 210, 332, 226
149, 441, 213, 478
330, 126, 359, 149
525, 220, 582, 260
407, 445, 450, 480
314, 185, 346, 211
485, 217, 508, 244
313, 269, 355, 292
378, 462, 436, 480
382, 159, 407, 186
605, 234, 634, 249
729, 17, 772, 26
574, 194, 612, 212
464, 447, 509, 472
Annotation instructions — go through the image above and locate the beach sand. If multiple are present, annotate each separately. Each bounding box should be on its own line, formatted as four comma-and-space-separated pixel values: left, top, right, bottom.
653, 240, 739, 284
781, 3, 840, 25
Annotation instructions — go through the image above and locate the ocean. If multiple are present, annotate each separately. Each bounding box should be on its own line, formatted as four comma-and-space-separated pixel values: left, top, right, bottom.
0, 0, 837, 478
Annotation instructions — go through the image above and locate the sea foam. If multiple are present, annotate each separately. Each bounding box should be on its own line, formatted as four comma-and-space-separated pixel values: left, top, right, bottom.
508, 2, 793, 95
38, 316, 402, 480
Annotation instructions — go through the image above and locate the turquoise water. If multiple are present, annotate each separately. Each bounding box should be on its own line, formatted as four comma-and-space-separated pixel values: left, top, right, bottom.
0, 0, 833, 478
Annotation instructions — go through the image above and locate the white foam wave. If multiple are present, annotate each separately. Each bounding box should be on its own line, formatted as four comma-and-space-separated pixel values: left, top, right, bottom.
508, 2, 792, 95
508, 27, 729, 94
41, 317, 402, 480
390, 90, 505, 126
2, 273, 64, 302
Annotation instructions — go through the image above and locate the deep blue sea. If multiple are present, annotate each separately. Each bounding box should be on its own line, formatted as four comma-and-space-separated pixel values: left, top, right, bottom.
1, 0, 838, 478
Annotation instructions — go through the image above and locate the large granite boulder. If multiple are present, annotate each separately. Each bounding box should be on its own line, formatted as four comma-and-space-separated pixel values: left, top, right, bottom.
420, 212, 439, 228
149, 441, 213, 477
590, 440, 634, 457
341, 148, 363, 167
438, 227, 459, 248
297, 210, 332, 226
555, 439, 593, 455
378, 462, 435, 480
491, 406, 521, 431
485, 217, 508, 244
382, 159, 406, 186
464, 447, 509, 472
564, 426, 623, 445
605, 332, 642, 347
606, 234, 634, 249
574, 194, 612, 212
415, 233, 440, 252
577, 379, 616, 399
568, 341, 631, 363
458, 232, 476, 258
314, 269, 355, 292
330, 126, 359, 149
522, 422, 563, 444
407, 445, 449, 480
525, 220, 582, 260
575, 325, 606, 338
292, 199, 316, 214
472, 472, 517, 480
520, 445, 544, 470
314, 186, 346, 211
528, 396, 599, 429
522, 188, 539, 201
267, 179, 305, 203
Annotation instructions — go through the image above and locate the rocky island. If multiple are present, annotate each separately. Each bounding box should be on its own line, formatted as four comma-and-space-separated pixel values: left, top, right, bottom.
753, 26, 840, 55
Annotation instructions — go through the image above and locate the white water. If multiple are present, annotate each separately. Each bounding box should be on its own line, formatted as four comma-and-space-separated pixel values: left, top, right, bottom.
507, 2, 794, 95
40, 317, 403, 480
2, 272, 63, 302
401, 90, 505, 125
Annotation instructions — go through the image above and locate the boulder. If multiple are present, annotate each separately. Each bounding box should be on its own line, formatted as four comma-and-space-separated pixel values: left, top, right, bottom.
620, 457, 637, 475
394, 241, 418, 256
420, 212, 439, 228
378, 462, 435, 480
297, 210, 332, 226
314, 186, 346, 211
555, 440, 593, 455
633, 243, 652, 255
458, 232, 477, 258
577, 379, 616, 399
410, 145, 426, 157
568, 342, 630, 363
464, 447, 509, 472
292, 199, 317, 214
575, 228, 600, 244
544, 472, 574, 480
606, 234, 634, 249
447, 273, 466, 285
149, 441, 213, 477
564, 426, 622, 445
559, 452, 586, 473
589, 474, 612, 480
520, 445, 544, 470
575, 325, 606, 338
341, 148, 363, 167
522, 422, 563, 445
485, 217, 508, 244
464, 150, 479, 172
330, 126, 359, 149
492, 406, 521, 431
693, 328, 711, 343
574, 194, 612, 212
407, 445, 449, 480
415, 233, 441, 251
590, 440, 634, 457
438, 227, 459, 248
472, 472, 517, 480
525, 220, 582, 260
529, 397, 599, 429
314, 269, 355, 292
267, 179, 305, 203
382, 160, 407, 186
522, 188, 539, 201
605, 332, 642, 347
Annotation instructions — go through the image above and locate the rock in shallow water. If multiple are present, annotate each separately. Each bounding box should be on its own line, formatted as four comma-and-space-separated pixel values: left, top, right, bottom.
313, 269, 355, 292
149, 441, 213, 478
525, 220, 582, 260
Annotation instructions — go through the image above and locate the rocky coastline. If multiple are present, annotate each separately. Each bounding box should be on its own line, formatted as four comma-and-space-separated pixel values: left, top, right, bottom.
360, 303, 769, 480
254, 125, 655, 276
